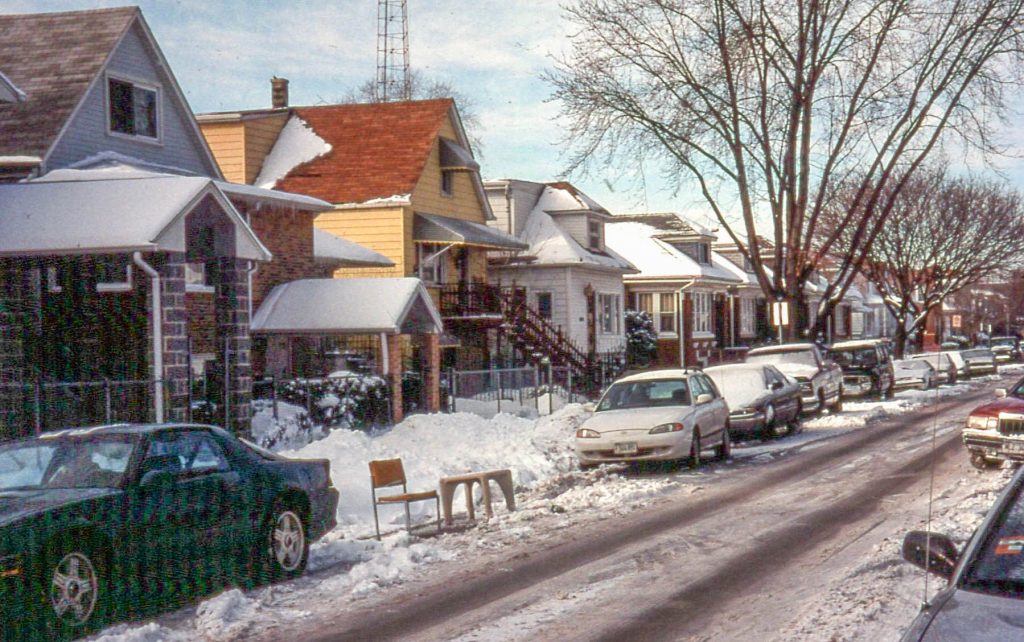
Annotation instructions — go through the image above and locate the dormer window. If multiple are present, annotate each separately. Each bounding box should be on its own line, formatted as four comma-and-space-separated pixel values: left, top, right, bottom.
108, 77, 159, 139
697, 243, 710, 264
441, 170, 454, 196
588, 219, 602, 250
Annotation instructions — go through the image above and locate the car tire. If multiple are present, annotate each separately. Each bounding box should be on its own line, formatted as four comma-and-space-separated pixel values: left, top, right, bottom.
42, 538, 107, 638
786, 406, 803, 435
816, 390, 827, 416
970, 451, 1001, 471
265, 501, 309, 581
715, 425, 731, 461
688, 430, 702, 470
763, 403, 776, 438
833, 389, 843, 413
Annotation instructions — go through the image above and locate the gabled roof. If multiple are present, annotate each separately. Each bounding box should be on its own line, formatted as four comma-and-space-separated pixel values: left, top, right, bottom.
538, 181, 611, 215
610, 212, 715, 238
0, 7, 138, 159
605, 220, 741, 284
271, 99, 456, 204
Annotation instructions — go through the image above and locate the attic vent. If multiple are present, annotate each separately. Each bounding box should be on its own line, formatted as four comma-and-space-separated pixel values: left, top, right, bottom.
271, 77, 289, 109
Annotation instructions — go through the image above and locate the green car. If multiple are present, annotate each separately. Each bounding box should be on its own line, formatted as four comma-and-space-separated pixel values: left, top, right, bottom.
0, 423, 339, 639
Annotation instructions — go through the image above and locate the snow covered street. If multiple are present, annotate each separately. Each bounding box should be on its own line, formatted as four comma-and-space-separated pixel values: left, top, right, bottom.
88, 368, 1024, 642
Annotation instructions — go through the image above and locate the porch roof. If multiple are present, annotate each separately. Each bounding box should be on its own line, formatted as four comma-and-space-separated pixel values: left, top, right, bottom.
313, 228, 394, 267
252, 277, 443, 335
0, 176, 271, 260
414, 212, 528, 251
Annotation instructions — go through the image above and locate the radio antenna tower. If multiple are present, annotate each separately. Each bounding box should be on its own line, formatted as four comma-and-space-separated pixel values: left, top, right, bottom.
376, 0, 410, 101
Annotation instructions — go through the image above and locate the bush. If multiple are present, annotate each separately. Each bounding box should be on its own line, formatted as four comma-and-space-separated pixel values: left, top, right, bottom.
626, 309, 658, 366
272, 374, 391, 431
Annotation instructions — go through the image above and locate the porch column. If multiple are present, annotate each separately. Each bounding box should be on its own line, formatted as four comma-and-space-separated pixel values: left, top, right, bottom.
422, 333, 441, 412
683, 293, 697, 367
213, 258, 252, 436
387, 334, 403, 423
158, 253, 190, 423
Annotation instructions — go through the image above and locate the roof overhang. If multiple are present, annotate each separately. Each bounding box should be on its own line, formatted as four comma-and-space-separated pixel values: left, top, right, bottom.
439, 137, 480, 172
313, 228, 394, 267
252, 278, 442, 335
0, 70, 25, 103
413, 212, 528, 251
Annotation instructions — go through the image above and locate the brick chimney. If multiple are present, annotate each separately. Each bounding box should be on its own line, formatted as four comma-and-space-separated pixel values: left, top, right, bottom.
271, 77, 289, 109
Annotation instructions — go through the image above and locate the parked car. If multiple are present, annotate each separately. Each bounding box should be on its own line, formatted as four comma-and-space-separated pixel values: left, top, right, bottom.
962, 376, 1024, 469
962, 348, 998, 377
940, 350, 968, 380
0, 423, 340, 637
704, 363, 802, 439
830, 339, 895, 399
745, 343, 844, 414
900, 464, 1024, 641
892, 359, 937, 391
990, 336, 1022, 363
910, 352, 958, 385
575, 369, 730, 468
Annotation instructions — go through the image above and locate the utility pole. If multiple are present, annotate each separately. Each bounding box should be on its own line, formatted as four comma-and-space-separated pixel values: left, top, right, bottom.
376, 0, 411, 102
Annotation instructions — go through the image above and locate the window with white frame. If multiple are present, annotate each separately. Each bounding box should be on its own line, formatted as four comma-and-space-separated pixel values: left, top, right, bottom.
598, 293, 621, 334
536, 292, 553, 319
587, 218, 602, 250
416, 244, 447, 284
658, 292, 676, 334
635, 292, 653, 314
185, 261, 214, 293
108, 77, 159, 139
693, 291, 712, 334
740, 297, 756, 336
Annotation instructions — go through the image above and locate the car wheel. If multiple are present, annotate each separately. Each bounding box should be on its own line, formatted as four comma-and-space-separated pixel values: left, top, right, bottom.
43, 540, 106, 637
688, 430, 702, 470
816, 390, 827, 416
833, 389, 843, 413
715, 424, 731, 461
265, 501, 309, 581
786, 407, 803, 435
970, 451, 1001, 471
762, 403, 776, 439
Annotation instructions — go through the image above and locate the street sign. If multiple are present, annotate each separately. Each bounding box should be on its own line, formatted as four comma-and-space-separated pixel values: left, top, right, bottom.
952, 314, 962, 329
772, 301, 790, 327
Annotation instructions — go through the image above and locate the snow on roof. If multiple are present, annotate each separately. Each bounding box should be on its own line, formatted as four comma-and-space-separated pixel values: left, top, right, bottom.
512, 195, 635, 271
255, 114, 332, 190
39, 156, 333, 212
535, 181, 609, 215
252, 278, 442, 335
712, 251, 762, 287
313, 228, 394, 267
605, 220, 740, 283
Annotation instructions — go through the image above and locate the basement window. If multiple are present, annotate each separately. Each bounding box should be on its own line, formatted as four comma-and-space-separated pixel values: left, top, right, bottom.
108, 77, 159, 140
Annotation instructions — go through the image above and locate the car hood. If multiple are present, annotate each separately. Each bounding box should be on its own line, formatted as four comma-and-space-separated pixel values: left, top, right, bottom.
773, 363, 819, 379
0, 487, 118, 527
968, 397, 1024, 418
918, 590, 1024, 641
582, 407, 690, 433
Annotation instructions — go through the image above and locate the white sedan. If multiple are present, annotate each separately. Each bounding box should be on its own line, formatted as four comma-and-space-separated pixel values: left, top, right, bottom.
574, 369, 731, 469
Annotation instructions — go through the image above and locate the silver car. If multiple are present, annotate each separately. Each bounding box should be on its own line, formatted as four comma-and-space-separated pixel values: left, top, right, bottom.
574, 369, 730, 469
901, 465, 1024, 640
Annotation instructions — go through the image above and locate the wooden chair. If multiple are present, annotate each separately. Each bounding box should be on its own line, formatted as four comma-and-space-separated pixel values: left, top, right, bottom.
369, 458, 441, 540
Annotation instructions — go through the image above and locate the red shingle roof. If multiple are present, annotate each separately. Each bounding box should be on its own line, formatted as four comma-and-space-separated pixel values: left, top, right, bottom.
274, 99, 454, 204
0, 7, 137, 158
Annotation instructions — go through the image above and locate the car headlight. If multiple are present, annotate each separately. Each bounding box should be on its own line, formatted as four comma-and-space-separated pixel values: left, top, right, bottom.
967, 415, 999, 430
731, 408, 760, 418
0, 554, 21, 579
576, 428, 601, 438
649, 422, 685, 434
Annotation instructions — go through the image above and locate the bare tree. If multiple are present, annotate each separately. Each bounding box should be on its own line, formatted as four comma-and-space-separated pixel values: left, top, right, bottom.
830, 167, 1024, 356
342, 70, 485, 154
548, 0, 1024, 336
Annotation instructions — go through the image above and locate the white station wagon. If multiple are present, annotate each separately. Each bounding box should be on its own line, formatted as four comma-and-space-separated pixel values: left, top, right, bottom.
574, 369, 731, 468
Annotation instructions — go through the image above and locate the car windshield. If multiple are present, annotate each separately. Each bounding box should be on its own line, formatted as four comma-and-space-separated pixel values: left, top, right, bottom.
596, 379, 691, 411
963, 480, 1024, 597
0, 433, 137, 491
832, 347, 877, 368
705, 369, 765, 408
746, 348, 818, 368
964, 349, 993, 359
912, 354, 945, 367
895, 360, 928, 371
993, 338, 1017, 347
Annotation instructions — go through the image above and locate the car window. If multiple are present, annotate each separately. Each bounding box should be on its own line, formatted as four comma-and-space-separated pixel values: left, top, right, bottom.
695, 374, 717, 397
964, 481, 1024, 596
764, 367, 781, 388
596, 379, 691, 410
747, 348, 818, 368
144, 431, 230, 476
1, 435, 137, 490
833, 347, 877, 368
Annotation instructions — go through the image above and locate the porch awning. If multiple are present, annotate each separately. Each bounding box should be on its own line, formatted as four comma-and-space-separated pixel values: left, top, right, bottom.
439, 137, 480, 172
313, 228, 394, 267
252, 278, 443, 335
0, 176, 271, 260
414, 213, 528, 251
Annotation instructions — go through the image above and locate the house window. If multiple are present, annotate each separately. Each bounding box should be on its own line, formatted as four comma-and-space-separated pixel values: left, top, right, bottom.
635, 292, 653, 314
598, 293, 621, 334
698, 243, 711, 265
96, 257, 133, 293
536, 292, 553, 320
416, 244, 447, 284
588, 219, 602, 250
108, 77, 158, 139
740, 297, 756, 336
46, 266, 63, 293
441, 170, 454, 196
693, 291, 712, 334
659, 292, 676, 334
185, 261, 214, 293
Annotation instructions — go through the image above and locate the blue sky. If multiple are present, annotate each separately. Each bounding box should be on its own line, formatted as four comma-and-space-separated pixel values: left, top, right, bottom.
4, 1, 1024, 227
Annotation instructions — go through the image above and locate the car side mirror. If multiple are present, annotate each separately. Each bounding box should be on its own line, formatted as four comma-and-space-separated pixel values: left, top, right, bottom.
902, 530, 958, 580
582, 402, 596, 413
996, 388, 1008, 398
695, 393, 713, 405
139, 470, 176, 489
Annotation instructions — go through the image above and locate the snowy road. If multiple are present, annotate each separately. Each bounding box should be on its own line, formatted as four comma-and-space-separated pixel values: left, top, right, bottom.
245, 384, 1000, 642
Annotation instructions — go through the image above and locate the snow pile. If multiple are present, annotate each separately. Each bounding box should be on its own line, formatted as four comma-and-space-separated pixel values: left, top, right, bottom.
254, 116, 331, 189
250, 400, 322, 451
804, 383, 973, 432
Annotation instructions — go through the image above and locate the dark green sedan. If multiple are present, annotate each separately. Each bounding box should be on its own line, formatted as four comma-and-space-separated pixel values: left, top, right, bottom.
0, 423, 339, 640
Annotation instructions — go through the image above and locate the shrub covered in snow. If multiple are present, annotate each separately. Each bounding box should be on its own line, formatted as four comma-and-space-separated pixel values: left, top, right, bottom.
625, 309, 658, 366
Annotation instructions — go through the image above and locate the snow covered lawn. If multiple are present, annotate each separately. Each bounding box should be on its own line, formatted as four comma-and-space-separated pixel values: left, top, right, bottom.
89, 374, 1014, 641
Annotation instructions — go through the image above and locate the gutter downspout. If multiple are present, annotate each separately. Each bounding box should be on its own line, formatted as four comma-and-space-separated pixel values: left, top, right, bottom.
133, 252, 164, 423
247, 260, 258, 322
677, 279, 697, 368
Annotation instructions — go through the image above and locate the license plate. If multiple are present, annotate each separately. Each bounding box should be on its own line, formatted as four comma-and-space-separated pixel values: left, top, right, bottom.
1006, 442, 1024, 454
614, 442, 638, 455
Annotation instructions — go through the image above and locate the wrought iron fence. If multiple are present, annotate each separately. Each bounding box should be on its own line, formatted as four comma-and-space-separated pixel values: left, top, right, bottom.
447, 365, 600, 417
